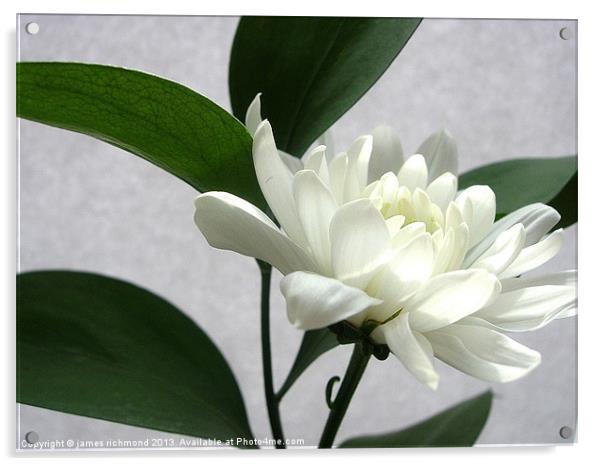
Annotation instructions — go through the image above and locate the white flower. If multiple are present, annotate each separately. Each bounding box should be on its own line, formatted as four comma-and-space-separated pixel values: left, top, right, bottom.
194, 95, 576, 390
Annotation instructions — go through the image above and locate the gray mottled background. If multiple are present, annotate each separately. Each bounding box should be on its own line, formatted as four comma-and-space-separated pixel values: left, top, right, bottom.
17, 15, 577, 449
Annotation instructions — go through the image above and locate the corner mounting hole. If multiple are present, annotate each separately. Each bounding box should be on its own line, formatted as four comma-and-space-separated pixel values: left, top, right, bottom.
25, 431, 39, 444
25, 22, 40, 35
559, 426, 573, 439
559, 27, 572, 40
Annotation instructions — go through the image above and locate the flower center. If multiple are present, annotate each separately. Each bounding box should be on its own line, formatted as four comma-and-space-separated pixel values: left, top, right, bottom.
364, 173, 444, 235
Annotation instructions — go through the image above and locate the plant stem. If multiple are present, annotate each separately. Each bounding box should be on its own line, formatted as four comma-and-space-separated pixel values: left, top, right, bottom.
257, 260, 286, 449
318, 343, 370, 448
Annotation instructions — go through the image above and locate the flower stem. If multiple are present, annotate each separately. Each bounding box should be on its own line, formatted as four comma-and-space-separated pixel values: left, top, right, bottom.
318, 343, 371, 448
257, 260, 286, 449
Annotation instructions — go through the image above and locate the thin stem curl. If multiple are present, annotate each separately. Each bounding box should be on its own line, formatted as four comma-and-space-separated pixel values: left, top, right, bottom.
318, 343, 371, 448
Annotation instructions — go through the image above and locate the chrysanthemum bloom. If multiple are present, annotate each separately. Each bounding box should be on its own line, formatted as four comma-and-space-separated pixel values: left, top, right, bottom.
194, 95, 576, 390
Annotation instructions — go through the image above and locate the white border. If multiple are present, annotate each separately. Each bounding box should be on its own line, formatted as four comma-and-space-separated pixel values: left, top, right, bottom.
3, 0, 600, 464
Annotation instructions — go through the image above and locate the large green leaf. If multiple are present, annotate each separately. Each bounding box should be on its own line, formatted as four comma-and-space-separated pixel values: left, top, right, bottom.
339, 391, 493, 448
17, 271, 256, 447
17, 62, 265, 208
549, 172, 577, 228
229, 17, 422, 156
459, 156, 577, 225
277, 329, 339, 399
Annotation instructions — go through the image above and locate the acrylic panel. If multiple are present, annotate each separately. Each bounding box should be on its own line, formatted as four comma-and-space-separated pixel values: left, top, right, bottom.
17, 14, 577, 450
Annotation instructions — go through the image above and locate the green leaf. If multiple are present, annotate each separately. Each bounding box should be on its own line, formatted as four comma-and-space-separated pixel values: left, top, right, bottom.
17, 62, 265, 209
459, 156, 577, 225
277, 329, 339, 400
17, 270, 256, 447
339, 391, 493, 448
229, 17, 422, 156
548, 171, 577, 228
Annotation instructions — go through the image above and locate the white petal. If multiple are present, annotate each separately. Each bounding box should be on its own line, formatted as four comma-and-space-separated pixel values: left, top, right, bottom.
328, 153, 348, 204
555, 302, 578, 319
380, 172, 400, 203
499, 229, 564, 279
330, 199, 391, 289
431, 229, 444, 252
445, 201, 464, 230
475, 284, 576, 332
368, 125, 404, 182
389, 234, 434, 284
304, 145, 331, 185
318, 130, 336, 161
426, 172, 458, 211
194, 192, 316, 275
500, 270, 577, 292
280, 271, 382, 330
392, 222, 427, 250
363, 179, 381, 198
432, 228, 456, 275
293, 170, 338, 275
427, 323, 541, 383
244, 93, 262, 135
305, 145, 327, 171
364, 235, 432, 322
456, 185, 496, 248
397, 154, 428, 191
385, 215, 406, 237
373, 313, 439, 390
279, 150, 303, 174
433, 224, 469, 273
447, 223, 470, 271
408, 270, 501, 332
344, 135, 373, 200
522, 205, 561, 246
253, 121, 308, 247
365, 270, 407, 323
471, 224, 526, 275
348, 135, 373, 188
416, 129, 459, 180
412, 189, 433, 222
463, 203, 560, 266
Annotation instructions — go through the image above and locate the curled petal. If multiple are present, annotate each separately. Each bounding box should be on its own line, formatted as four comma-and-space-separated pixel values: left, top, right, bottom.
464, 203, 560, 267
456, 185, 496, 249
244, 93, 262, 135
372, 313, 439, 390
253, 121, 308, 247
499, 229, 564, 279
194, 192, 316, 275
427, 323, 541, 383
500, 270, 577, 292
281, 271, 382, 330
408, 270, 501, 333
318, 129, 336, 161
471, 224, 526, 275
475, 283, 576, 332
